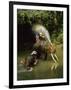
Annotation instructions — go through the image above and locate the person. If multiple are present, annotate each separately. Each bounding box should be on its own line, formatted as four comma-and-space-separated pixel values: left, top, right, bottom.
26, 51, 38, 71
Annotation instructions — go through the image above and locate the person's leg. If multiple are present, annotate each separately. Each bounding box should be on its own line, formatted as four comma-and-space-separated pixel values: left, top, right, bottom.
26, 60, 34, 71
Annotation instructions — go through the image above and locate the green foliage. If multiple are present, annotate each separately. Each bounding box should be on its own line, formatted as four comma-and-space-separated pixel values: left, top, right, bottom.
17, 9, 63, 44
57, 33, 63, 44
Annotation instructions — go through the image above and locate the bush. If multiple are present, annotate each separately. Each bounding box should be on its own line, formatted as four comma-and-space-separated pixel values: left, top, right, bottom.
57, 33, 63, 44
